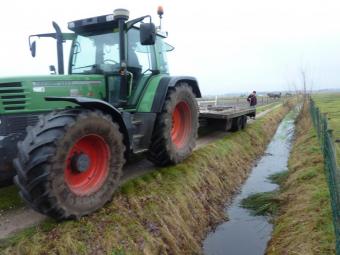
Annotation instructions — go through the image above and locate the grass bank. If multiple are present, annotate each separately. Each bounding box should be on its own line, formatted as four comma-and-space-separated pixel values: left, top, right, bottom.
1, 102, 293, 255
266, 103, 335, 254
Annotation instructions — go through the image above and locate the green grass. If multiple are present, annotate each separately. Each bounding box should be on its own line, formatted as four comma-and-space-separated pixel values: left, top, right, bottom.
240, 169, 288, 217
241, 191, 280, 216
0, 102, 294, 255
312, 93, 340, 164
0, 185, 24, 211
268, 171, 289, 185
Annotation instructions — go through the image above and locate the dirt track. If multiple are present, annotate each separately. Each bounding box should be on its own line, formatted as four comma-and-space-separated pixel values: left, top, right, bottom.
0, 104, 279, 239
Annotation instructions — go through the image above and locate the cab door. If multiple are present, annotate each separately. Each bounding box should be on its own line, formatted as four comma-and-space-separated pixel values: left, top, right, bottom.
126, 28, 157, 107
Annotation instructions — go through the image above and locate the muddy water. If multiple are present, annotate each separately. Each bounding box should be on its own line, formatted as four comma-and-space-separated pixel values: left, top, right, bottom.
203, 108, 299, 255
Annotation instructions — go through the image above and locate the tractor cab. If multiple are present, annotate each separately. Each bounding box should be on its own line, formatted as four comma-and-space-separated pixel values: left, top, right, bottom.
29, 9, 174, 108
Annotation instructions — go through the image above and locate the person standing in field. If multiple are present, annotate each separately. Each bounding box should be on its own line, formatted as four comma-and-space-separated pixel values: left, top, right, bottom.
247, 91, 257, 107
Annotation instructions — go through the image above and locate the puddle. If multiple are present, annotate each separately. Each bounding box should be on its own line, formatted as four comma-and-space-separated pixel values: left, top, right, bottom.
203, 107, 300, 255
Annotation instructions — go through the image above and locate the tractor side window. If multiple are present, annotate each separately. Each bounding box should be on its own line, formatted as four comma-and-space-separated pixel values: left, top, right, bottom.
71, 36, 96, 73
155, 36, 174, 74
127, 29, 155, 73
126, 28, 157, 106
135, 45, 152, 73
71, 32, 120, 74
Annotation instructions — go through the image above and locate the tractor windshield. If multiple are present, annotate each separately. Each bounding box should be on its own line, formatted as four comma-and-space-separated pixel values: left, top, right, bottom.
70, 32, 120, 74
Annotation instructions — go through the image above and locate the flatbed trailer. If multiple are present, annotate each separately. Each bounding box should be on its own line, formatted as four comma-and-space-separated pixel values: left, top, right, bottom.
199, 105, 256, 132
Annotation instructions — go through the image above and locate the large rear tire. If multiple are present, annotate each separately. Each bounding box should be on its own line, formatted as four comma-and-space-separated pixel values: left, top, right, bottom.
148, 83, 198, 166
13, 109, 125, 220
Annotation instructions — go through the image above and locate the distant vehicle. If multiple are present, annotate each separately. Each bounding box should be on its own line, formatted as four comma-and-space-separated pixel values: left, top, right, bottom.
267, 92, 282, 99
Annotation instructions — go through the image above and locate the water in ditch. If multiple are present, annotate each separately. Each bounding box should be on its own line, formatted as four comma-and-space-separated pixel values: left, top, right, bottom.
203, 107, 300, 255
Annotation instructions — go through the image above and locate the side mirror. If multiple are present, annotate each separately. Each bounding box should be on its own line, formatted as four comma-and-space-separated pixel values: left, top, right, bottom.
30, 41, 36, 57
140, 23, 156, 45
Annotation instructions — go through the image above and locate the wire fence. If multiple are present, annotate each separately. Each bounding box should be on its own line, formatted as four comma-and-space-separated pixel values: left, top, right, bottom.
310, 98, 340, 255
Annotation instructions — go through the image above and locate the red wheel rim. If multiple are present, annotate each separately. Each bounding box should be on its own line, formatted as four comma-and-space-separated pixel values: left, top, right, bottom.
65, 134, 110, 196
171, 101, 192, 149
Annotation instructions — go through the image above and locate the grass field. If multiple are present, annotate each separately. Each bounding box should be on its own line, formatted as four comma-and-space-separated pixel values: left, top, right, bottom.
312, 93, 340, 164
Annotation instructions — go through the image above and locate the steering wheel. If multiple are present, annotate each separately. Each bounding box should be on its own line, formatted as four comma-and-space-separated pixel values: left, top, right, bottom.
103, 59, 118, 64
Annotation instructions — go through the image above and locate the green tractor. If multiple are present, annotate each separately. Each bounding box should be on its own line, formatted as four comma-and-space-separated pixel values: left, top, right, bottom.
0, 9, 201, 219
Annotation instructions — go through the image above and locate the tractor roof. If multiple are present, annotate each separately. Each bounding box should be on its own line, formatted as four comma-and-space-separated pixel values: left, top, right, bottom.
68, 14, 118, 35
68, 13, 168, 38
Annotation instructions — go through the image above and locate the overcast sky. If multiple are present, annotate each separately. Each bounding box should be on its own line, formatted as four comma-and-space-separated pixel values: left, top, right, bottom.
0, 0, 339, 95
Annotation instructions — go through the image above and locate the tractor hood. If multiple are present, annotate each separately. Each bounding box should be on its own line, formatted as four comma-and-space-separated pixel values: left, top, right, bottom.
0, 75, 106, 115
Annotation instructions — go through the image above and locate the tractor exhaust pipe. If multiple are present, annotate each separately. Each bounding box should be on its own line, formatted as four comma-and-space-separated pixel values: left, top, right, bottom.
52, 21, 64, 75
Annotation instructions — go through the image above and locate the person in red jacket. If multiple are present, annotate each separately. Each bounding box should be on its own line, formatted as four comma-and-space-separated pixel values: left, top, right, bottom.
247, 91, 257, 107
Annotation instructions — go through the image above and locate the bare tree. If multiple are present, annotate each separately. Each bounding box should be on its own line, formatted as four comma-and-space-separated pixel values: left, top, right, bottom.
299, 63, 314, 101
300, 68, 307, 102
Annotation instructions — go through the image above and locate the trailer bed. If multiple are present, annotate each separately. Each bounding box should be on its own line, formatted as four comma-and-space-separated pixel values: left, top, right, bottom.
198, 105, 256, 132
199, 106, 255, 120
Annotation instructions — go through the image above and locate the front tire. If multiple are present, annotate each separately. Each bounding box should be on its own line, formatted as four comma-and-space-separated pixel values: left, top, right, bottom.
148, 83, 199, 166
13, 109, 125, 220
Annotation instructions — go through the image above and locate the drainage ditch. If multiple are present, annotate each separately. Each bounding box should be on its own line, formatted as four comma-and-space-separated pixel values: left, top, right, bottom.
203, 107, 299, 255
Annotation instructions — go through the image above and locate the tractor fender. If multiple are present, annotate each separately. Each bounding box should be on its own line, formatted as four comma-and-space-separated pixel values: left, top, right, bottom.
45, 96, 131, 150
151, 76, 201, 113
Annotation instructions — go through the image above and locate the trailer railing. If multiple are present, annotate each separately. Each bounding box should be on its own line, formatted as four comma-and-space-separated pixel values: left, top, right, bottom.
197, 95, 286, 111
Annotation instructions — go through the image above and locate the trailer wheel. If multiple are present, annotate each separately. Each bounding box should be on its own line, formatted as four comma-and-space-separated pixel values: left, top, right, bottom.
241, 115, 248, 129
148, 83, 198, 166
13, 109, 125, 220
230, 117, 242, 132
223, 119, 232, 132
